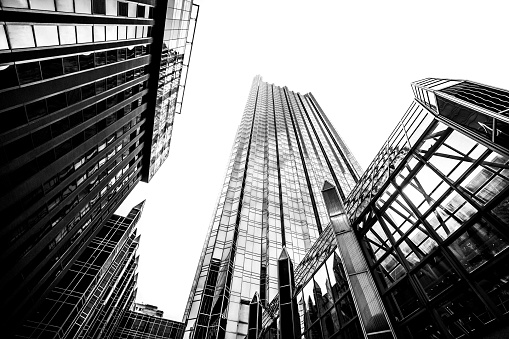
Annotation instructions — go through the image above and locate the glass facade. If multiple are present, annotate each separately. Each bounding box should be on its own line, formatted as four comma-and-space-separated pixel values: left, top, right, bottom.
344, 78, 509, 338
142, 0, 199, 181
183, 76, 363, 339
112, 310, 185, 339
0, 0, 197, 334
16, 202, 144, 338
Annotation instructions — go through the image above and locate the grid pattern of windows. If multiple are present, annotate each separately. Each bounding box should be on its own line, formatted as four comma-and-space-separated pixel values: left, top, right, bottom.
183, 76, 363, 339
16, 203, 142, 338
112, 311, 185, 339
146, 0, 197, 181
345, 83, 509, 338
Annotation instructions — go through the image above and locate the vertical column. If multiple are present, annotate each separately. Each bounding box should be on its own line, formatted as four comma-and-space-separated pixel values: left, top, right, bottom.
247, 292, 262, 339
322, 181, 396, 339
277, 248, 301, 339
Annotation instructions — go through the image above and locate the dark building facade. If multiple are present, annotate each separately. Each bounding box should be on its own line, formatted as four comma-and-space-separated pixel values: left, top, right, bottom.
112, 308, 185, 339
0, 0, 198, 334
182, 76, 390, 339
16, 201, 143, 338
254, 78, 509, 339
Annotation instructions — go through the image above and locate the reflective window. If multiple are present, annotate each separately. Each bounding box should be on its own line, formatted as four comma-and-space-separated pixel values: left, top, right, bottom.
6, 25, 35, 49
118, 1, 127, 16
385, 278, 419, 321
76, 25, 93, 43
106, 25, 117, 41
1, 0, 29, 8
0, 64, 19, 90
63, 55, 79, 73
79, 52, 94, 70
55, 0, 73, 12
32, 126, 52, 145
17, 61, 42, 85
46, 93, 67, 113
59, 26, 76, 45
40, 58, 63, 79
26, 99, 47, 121
0, 106, 27, 133
0, 25, 9, 50
94, 25, 106, 42
34, 25, 59, 47
66, 88, 81, 105
449, 219, 508, 273
74, 0, 91, 13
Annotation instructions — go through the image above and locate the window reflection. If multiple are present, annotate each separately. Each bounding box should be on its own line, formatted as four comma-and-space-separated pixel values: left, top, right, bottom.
449, 219, 508, 273
59, 26, 76, 45
415, 254, 457, 299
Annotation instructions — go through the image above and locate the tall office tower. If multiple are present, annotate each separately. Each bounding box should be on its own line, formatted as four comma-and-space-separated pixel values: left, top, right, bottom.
254, 78, 509, 339
16, 201, 144, 338
0, 0, 198, 333
183, 76, 363, 339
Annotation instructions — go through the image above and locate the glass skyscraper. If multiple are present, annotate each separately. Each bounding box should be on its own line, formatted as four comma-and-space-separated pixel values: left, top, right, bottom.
183, 76, 366, 339
0, 0, 198, 334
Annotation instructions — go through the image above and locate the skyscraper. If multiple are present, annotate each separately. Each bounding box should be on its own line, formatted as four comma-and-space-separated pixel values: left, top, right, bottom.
183, 76, 365, 339
16, 201, 144, 338
0, 0, 198, 332
254, 78, 509, 339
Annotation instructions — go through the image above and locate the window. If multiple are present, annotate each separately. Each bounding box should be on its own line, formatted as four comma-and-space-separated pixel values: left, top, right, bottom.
92, 0, 105, 14
63, 55, 79, 73
106, 49, 117, 64
5, 135, 33, 159
76, 26, 93, 43
55, 0, 73, 12
75, 0, 91, 14
94, 26, 106, 42
106, 25, 117, 41
79, 52, 94, 70
7, 25, 35, 49
69, 111, 84, 128
0, 106, 26, 133
81, 83, 96, 100
51, 117, 70, 137
66, 88, 82, 105
46, 93, 67, 113
118, 1, 128, 16
0, 26, 9, 50
95, 51, 106, 66
38, 150, 55, 168
17, 61, 42, 85
40, 58, 63, 80
26, 99, 47, 121
83, 105, 97, 120
118, 26, 127, 39
59, 26, 76, 44
34, 25, 59, 47
136, 4, 145, 17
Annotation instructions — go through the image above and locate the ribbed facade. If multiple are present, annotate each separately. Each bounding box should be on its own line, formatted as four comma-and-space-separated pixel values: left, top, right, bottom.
0, 0, 197, 334
183, 76, 362, 339
16, 202, 144, 338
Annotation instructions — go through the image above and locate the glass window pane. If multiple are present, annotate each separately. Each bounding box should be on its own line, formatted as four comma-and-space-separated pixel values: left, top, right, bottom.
7, 25, 35, 49
135, 25, 143, 38
95, 51, 106, 66
1, 0, 28, 8
94, 25, 105, 42
106, 25, 117, 41
40, 58, 63, 79
59, 25, 76, 45
416, 254, 457, 300
0, 26, 9, 50
79, 52, 94, 70
106, 49, 117, 64
29, 0, 55, 10
66, 88, 81, 106
34, 25, 59, 47
26, 99, 47, 121
46, 93, 67, 113
105, 0, 116, 15
63, 55, 78, 73
118, 26, 127, 39
76, 25, 92, 43
55, 0, 73, 11
449, 219, 509, 273
17, 61, 42, 85
127, 2, 136, 16
74, 0, 91, 13
126, 25, 135, 39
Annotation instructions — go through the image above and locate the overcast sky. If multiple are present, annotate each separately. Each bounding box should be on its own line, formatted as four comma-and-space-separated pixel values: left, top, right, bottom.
115, 0, 509, 321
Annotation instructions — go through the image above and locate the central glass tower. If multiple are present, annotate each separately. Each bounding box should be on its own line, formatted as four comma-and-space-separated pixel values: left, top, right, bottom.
183, 76, 363, 339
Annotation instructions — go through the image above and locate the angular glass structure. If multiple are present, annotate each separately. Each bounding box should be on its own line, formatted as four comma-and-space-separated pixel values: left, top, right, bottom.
16, 202, 144, 338
183, 76, 363, 339
344, 78, 509, 338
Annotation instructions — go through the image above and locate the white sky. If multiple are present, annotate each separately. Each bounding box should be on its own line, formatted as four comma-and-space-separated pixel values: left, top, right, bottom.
115, 0, 509, 321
